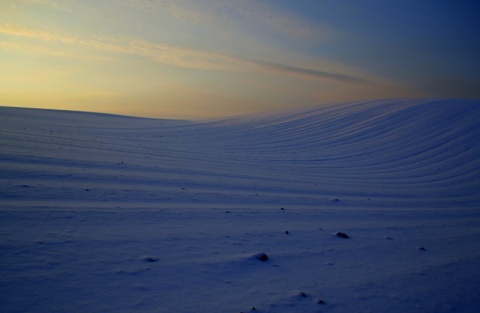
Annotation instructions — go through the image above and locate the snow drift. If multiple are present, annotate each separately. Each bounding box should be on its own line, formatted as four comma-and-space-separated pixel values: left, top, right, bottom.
1, 98, 479, 313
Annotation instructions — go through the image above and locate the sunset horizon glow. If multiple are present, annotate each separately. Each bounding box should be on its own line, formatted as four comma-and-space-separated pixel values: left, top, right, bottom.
1, 0, 479, 119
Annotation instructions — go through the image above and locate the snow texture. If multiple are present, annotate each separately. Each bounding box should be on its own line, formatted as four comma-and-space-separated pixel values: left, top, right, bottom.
1, 98, 480, 313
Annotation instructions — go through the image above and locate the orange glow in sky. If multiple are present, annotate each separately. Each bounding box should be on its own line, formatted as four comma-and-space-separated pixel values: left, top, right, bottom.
1, 1, 479, 119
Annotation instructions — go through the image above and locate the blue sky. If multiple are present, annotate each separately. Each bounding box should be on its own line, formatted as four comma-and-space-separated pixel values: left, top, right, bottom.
1, 0, 479, 118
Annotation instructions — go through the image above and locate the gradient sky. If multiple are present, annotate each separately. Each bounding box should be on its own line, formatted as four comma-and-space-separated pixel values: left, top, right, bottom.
1, 0, 480, 119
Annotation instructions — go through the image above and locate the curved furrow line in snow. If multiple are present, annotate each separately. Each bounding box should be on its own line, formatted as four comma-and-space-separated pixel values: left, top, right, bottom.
1, 98, 479, 208
194, 98, 480, 205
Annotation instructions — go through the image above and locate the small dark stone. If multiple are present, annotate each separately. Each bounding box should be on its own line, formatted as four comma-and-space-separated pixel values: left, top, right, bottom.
419, 247, 427, 251
280, 207, 285, 210
251, 307, 257, 311
254, 253, 268, 262
85, 189, 89, 191
336, 232, 349, 238
317, 298, 326, 304
225, 210, 231, 213
298, 291, 307, 298
285, 230, 289, 235
142, 256, 159, 262
334, 198, 340, 202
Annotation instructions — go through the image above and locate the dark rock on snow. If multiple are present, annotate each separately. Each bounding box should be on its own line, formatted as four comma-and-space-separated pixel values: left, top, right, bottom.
142, 256, 159, 262
253, 253, 269, 262
336, 232, 349, 238
298, 291, 307, 298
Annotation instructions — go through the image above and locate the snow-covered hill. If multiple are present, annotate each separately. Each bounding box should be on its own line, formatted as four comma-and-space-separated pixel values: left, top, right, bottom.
1, 99, 479, 313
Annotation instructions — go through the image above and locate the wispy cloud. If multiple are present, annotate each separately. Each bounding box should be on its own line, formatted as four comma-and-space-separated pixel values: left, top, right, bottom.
20, 0, 71, 12
122, 39, 365, 83
227, 0, 330, 40
0, 24, 364, 83
0, 24, 239, 69
250, 60, 368, 83
0, 40, 111, 61
127, 0, 332, 41
0, 24, 78, 43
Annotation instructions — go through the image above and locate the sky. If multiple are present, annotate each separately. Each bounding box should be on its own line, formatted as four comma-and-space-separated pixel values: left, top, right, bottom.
1, 0, 480, 119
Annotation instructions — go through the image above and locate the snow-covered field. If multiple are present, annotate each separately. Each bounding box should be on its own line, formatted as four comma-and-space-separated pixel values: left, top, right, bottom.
1, 98, 479, 313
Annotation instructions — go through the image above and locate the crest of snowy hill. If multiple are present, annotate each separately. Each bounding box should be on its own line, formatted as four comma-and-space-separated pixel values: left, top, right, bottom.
0, 98, 479, 209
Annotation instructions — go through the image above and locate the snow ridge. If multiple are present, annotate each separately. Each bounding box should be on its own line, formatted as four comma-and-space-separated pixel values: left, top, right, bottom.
1, 98, 478, 209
